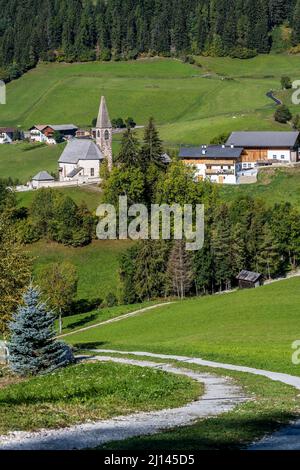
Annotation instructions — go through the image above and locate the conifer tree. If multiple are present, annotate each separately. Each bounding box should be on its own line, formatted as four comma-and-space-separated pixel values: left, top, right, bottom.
8, 285, 74, 377
116, 128, 141, 167
141, 117, 164, 170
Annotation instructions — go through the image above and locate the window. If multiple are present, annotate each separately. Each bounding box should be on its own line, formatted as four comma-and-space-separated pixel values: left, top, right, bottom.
105, 130, 109, 140
273, 155, 277, 159
90, 168, 95, 177
281, 155, 285, 159
97, 130, 100, 138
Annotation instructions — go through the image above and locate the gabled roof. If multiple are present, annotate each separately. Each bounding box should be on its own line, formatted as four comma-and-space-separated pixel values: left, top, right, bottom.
179, 145, 243, 160
32, 171, 54, 181
30, 124, 78, 132
236, 270, 262, 283
0, 127, 15, 133
227, 131, 300, 148
58, 139, 104, 164
96, 96, 112, 129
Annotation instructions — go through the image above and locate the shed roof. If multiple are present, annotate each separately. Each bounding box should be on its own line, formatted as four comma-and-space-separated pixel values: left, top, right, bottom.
30, 124, 78, 132
0, 127, 15, 133
58, 139, 104, 164
236, 270, 262, 283
226, 131, 299, 148
32, 171, 54, 181
179, 145, 243, 160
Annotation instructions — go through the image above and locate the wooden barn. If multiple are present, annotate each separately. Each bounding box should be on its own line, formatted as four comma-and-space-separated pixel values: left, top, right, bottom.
237, 270, 264, 289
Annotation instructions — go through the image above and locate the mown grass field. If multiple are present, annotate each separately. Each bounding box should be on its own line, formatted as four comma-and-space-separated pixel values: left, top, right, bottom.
0, 362, 200, 434
28, 240, 132, 301
65, 277, 300, 376
0, 56, 298, 148
221, 166, 300, 209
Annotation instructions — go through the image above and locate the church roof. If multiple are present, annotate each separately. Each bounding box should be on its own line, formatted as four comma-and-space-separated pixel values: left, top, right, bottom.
96, 96, 112, 129
58, 139, 104, 164
32, 171, 54, 181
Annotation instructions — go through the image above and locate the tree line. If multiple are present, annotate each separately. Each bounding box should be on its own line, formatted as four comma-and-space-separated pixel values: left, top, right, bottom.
101, 121, 300, 304
1, 0, 300, 83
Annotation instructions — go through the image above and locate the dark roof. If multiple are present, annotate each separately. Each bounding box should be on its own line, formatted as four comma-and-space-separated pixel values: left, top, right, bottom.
236, 270, 262, 283
227, 131, 300, 148
58, 139, 104, 164
30, 124, 78, 132
67, 167, 83, 178
32, 171, 54, 182
0, 127, 15, 133
96, 96, 112, 129
179, 145, 243, 160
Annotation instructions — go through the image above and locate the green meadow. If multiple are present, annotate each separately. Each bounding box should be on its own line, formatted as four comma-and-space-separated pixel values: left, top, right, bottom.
0, 56, 298, 147
65, 277, 300, 376
28, 240, 133, 301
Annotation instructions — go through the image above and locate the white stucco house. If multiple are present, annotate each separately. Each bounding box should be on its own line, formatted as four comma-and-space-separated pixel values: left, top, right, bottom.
29, 124, 78, 145
0, 127, 15, 144
58, 139, 104, 183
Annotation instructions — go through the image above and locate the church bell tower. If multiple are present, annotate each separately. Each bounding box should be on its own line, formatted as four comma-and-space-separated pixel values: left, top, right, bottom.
96, 96, 113, 171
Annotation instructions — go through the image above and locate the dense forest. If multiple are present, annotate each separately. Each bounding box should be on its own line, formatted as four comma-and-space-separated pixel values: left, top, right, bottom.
1, 0, 300, 81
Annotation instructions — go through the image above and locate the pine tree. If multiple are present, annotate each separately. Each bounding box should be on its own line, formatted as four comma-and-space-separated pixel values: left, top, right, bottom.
292, 0, 300, 45
116, 128, 141, 167
141, 117, 164, 170
8, 285, 74, 377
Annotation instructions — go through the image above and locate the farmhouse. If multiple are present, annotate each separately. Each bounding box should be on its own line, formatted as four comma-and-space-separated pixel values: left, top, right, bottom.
179, 145, 244, 184
29, 124, 78, 145
226, 131, 300, 168
0, 127, 16, 144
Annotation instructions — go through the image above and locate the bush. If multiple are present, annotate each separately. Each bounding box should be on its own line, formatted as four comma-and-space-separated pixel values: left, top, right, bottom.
105, 292, 118, 307
281, 76, 292, 90
229, 47, 257, 59
274, 105, 292, 123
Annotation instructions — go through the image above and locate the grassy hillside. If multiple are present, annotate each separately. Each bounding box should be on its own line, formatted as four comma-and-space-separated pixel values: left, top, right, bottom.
221, 167, 300, 209
17, 185, 103, 212
28, 240, 132, 301
65, 277, 300, 375
0, 56, 297, 147
0, 142, 62, 182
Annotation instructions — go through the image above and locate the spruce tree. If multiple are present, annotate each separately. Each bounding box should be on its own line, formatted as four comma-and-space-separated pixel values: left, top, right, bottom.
141, 117, 164, 170
8, 285, 74, 377
116, 128, 141, 167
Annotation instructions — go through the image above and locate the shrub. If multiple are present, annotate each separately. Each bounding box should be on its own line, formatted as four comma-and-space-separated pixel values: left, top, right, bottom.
281, 76, 292, 90
229, 47, 257, 59
106, 292, 118, 307
274, 105, 292, 123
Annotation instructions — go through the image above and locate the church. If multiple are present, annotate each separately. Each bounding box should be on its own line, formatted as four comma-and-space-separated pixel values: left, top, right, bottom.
58, 96, 112, 183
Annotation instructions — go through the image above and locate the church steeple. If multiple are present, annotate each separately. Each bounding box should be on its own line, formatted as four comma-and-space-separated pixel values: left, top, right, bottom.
96, 96, 113, 171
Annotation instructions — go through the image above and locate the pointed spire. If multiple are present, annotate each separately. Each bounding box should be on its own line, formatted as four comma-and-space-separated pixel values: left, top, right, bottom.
96, 96, 112, 129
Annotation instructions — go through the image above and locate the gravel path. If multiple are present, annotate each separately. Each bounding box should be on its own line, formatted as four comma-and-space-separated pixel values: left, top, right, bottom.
93, 349, 300, 450
58, 302, 174, 339
0, 356, 247, 451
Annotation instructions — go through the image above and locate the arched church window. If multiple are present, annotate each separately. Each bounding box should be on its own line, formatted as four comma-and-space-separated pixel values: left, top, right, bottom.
97, 130, 100, 138
105, 130, 109, 140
